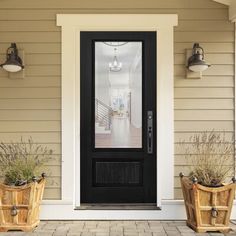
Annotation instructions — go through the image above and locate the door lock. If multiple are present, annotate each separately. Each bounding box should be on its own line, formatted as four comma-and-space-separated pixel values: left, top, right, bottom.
147, 111, 153, 154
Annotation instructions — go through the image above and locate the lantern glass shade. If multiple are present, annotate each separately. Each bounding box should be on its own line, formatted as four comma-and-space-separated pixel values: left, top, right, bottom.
2, 64, 22, 73
0, 43, 24, 73
187, 43, 210, 72
188, 64, 209, 72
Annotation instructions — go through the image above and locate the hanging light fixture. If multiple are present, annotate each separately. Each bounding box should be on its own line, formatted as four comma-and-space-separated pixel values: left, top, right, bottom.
109, 48, 122, 72
103, 42, 128, 47
0, 43, 24, 73
187, 43, 210, 73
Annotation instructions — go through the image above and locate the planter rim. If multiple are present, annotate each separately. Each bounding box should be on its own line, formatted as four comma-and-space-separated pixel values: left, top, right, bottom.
181, 176, 236, 192
0, 178, 45, 190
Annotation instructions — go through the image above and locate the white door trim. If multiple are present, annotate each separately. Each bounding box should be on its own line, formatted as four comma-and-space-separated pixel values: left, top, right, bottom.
57, 14, 178, 210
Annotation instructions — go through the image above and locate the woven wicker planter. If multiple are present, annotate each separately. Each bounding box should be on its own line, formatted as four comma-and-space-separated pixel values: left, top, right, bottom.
180, 174, 236, 233
0, 177, 46, 232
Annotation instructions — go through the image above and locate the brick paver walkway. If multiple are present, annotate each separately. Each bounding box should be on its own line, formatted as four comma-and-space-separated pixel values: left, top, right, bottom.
1, 221, 236, 236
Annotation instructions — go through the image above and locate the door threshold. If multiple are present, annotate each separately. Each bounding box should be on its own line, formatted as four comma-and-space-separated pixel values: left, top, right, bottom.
75, 203, 160, 210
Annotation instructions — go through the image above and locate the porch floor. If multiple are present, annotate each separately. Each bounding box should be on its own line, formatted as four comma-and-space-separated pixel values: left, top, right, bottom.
2, 221, 236, 236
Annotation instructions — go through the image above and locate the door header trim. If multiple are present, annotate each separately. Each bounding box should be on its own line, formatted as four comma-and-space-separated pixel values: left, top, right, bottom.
57, 14, 178, 28
57, 14, 178, 209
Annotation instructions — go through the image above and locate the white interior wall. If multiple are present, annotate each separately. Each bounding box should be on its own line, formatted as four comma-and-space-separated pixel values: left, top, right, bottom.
96, 83, 110, 105
130, 50, 142, 128
95, 45, 110, 105
109, 72, 130, 111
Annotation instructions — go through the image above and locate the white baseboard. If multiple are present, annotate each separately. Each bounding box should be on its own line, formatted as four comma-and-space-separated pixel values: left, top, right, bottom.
40, 200, 236, 220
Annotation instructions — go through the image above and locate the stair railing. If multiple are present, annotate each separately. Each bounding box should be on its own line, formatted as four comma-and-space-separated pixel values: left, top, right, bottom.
95, 98, 113, 130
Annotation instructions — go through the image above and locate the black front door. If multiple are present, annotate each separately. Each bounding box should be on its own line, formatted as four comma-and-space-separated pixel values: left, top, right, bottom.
80, 31, 156, 203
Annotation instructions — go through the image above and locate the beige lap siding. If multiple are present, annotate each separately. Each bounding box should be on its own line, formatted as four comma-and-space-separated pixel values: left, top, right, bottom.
0, 0, 233, 199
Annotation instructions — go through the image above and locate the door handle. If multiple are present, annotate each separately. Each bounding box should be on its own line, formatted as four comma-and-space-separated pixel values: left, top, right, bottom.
147, 111, 153, 154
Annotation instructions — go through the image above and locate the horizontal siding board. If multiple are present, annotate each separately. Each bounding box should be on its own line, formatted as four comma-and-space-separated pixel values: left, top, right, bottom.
0, 43, 61, 54
174, 43, 234, 54
173, 154, 196, 162
0, 0, 226, 9
0, 54, 61, 66
0, 132, 61, 143
0, 143, 61, 154
207, 54, 234, 65
176, 20, 234, 32
175, 88, 234, 98
175, 32, 234, 43
0, 88, 60, 98
174, 99, 234, 110
204, 65, 235, 76
0, 10, 58, 21
175, 110, 234, 121
46, 176, 61, 188
0, 121, 60, 132
174, 166, 198, 176
0, 99, 61, 109
0, 21, 59, 32
44, 165, 61, 176
0, 9, 228, 21
0, 32, 60, 43
0, 157, 60, 166
0, 77, 61, 87
174, 54, 234, 65
24, 66, 60, 76
44, 188, 61, 200
175, 121, 234, 132
46, 148, 61, 156
174, 177, 182, 188
175, 167, 192, 178
174, 76, 234, 88
174, 188, 183, 199
174, 132, 234, 142
174, 154, 234, 163
25, 54, 61, 65
0, 110, 61, 121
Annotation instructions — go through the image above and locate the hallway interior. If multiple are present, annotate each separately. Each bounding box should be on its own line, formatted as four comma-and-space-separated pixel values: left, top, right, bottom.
95, 116, 142, 148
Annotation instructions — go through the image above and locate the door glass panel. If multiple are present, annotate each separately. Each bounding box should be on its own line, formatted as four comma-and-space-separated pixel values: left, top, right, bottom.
95, 41, 142, 148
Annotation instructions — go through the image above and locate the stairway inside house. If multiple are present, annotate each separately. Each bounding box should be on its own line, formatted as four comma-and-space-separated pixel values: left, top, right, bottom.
95, 98, 112, 134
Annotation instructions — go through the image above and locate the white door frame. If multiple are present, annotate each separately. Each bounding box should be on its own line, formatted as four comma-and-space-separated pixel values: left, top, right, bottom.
57, 14, 178, 210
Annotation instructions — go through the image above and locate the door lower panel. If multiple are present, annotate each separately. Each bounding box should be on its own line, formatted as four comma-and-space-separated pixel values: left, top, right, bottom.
94, 160, 143, 186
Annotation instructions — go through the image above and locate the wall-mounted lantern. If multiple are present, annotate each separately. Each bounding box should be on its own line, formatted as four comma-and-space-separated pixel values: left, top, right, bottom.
186, 43, 211, 79
0, 43, 24, 79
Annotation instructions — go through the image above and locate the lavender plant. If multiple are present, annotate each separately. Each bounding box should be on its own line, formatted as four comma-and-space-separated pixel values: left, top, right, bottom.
180, 131, 234, 187
0, 137, 53, 186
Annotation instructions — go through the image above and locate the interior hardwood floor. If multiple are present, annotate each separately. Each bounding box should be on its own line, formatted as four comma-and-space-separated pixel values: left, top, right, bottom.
95, 116, 142, 148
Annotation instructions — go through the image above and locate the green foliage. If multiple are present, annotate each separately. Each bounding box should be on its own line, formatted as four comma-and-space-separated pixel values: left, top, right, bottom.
0, 137, 53, 186
180, 131, 234, 187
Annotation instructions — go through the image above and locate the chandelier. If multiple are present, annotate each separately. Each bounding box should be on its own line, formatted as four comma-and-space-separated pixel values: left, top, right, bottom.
109, 48, 122, 72
103, 42, 128, 47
